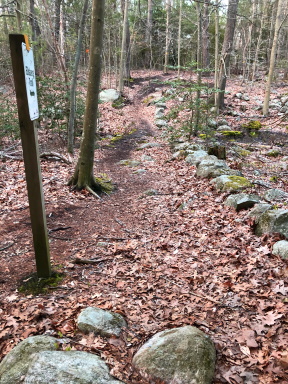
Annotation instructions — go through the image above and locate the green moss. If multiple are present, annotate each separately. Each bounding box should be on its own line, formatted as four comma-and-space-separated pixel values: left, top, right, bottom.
112, 96, 125, 109
242, 120, 262, 131
143, 96, 154, 104
199, 134, 211, 139
221, 130, 243, 137
95, 173, 114, 194
19, 271, 64, 295
221, 176, 252, 191
267, 150, 280, 157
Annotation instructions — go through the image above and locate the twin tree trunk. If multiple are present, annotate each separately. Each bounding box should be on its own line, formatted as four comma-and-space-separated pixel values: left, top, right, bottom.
69, 0, 105, 192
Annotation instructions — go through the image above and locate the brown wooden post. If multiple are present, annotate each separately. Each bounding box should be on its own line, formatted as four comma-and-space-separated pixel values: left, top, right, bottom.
9, 34, 51, 278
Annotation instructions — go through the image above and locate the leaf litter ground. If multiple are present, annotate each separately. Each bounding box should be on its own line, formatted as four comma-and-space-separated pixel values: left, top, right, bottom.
0, 70, 288, 384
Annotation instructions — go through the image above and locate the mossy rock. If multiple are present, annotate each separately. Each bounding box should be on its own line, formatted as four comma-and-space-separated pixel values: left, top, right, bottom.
255, 209, 288, 238
118, 159, 141, 167
266, 150, 281, 157
221, 130, 243, 137
95, 174, 114, 194
242, 120, 262, 131
210, 175, 252, 192
132, 326, 216, 384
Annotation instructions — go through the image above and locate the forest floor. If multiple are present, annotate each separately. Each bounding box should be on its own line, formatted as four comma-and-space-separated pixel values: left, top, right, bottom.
0, 70, 288, 384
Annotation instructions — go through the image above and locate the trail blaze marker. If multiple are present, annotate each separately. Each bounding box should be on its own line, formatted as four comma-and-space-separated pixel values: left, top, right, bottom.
9, 34, 51, 278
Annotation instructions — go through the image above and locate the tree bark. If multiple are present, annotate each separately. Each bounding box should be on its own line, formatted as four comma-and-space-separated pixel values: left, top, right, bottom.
67, 0, 89, 154
217, 0, 239, 110
164, 0, 171, 73
119, 0, 130, 91
177, 0, 182, 77
214, 0, 220, 106
145, 0, 153, 68
202, 0, 210, 74
263, 0, 284, 115
69, 0, 105, 191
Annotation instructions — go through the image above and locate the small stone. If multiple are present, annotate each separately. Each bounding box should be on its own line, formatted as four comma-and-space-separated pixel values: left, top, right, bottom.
143, 189, 159, 196
242, 94, 250, 101
272, 240, 288, 259
207, 118, 217, 128
155, 119, 167, 127
155, 107, 165, 118
155, 102, 167, 109
235, 92, 243, 99
224, 193, 260, 211
77, 307, 127, 337
118, 159, 141, 167
264, 188, 288, 202
138, 142, 161, 150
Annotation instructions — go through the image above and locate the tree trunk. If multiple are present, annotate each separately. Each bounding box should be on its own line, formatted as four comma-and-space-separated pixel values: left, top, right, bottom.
119, 0, 129, 91
67, 0, 89, 154
217, 0, 239, 110
55, 0, 61, 42
202, 0, 210, 74
69, 0, 105, 192
177, 0, 182, 77
16, 0, 22, 31
145, 0, 153, 68
251, 0, 268, 82
263, 0, 284, 115
214, 0, 220, 106
164, 0, 171, 73
194, 0, 202, 136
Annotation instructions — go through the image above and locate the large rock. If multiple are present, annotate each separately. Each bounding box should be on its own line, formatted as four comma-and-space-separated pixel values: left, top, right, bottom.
77, 307, 127, 337
0, 336, 58, 384
99, 89, 120, 103
224, 193, 260, 211
264, 188, 288, 202
185, 150, 209, 166
197, 157, 242, 178
132, 326, 216, 384
246, 203, 272, 223
255, 209, 288, 238
272, 240, 288, 260
24, 351, 123, 384
210, 175, 252, 192
0, 337, 123, 384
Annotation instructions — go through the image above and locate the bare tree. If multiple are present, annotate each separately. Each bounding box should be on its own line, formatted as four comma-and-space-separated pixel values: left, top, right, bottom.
69, 0, 105, 194
217, 0, 239, 110
263, 0, 284, 115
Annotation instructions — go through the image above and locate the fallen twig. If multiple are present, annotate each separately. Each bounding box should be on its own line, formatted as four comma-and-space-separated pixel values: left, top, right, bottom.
73, 257, 113, 265
40, 151, 71, 164
49, 226, 72, 233
0, 241, 15, 251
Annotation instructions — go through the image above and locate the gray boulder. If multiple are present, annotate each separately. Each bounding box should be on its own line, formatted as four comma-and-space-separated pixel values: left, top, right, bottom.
210, 175, 251, 192
207, 118, 217, 128
132, 326, 216, 384
155, 119, 167, 127
0, 336, 58, 384
24, 351, 123, 384
255, 209, 288, 238
246, 203, 272, 223
196, 157, 242, 178
272, 240, 288, 260
155, 107, 165, 118
224, 193, 260, 211
264, 188, 288, 202
99, 89, 120, 103
185, 150, 209, 166
77, 307, 127, 337
0, 338, 123, 384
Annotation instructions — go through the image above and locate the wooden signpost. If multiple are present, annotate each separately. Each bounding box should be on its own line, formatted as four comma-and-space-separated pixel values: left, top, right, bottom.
9, 34, 51, 278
